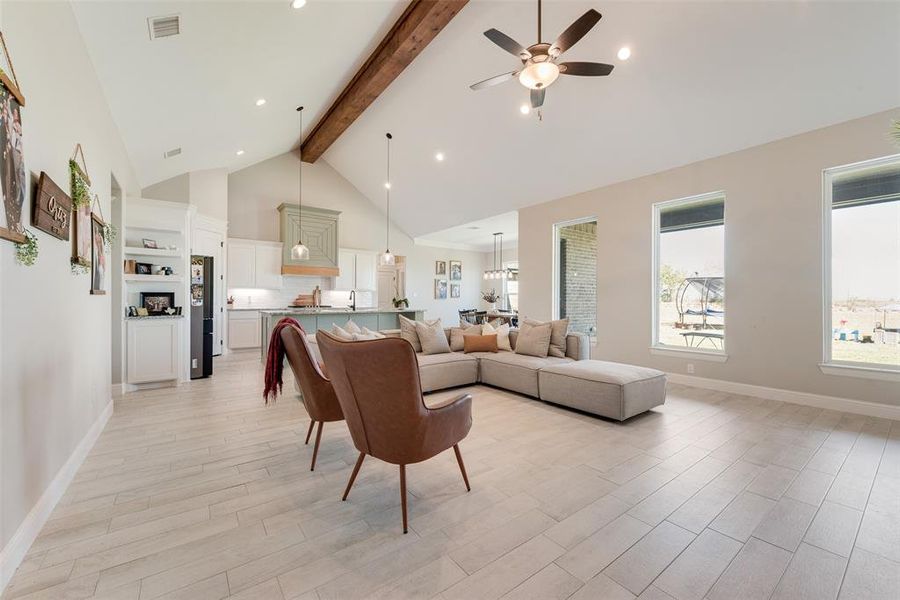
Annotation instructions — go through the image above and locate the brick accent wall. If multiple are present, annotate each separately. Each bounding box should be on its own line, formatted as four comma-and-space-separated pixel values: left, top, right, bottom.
558, 222, 597, 335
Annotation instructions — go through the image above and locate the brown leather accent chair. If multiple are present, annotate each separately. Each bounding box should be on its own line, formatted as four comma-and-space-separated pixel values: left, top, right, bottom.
281, 326, 344, 471
316, 330, 473, 533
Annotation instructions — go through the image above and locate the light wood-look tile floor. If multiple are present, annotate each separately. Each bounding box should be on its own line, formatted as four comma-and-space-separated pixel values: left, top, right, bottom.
4, 350, 899, 600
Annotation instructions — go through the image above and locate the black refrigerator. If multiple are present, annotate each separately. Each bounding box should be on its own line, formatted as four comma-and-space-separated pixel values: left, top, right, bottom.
190, 256, 214, 379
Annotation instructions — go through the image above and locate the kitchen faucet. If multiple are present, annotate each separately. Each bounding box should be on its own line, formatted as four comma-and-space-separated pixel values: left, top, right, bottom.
349, 290, 356, 312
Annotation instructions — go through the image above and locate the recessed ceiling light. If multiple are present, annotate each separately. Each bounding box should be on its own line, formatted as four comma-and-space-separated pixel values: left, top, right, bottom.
467, 226, 480, 230
384, 182, 391, 189
617, 46, 631, 61
519, 104, 530, 115
435, 152, 444, 162
236, 150, 245, 156
291, 0, 307, 8
255, 98, 266, 107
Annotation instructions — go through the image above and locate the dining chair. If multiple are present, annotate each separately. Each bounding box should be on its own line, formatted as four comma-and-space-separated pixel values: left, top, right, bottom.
316, 330, 473, 533
281, 325, 345, 471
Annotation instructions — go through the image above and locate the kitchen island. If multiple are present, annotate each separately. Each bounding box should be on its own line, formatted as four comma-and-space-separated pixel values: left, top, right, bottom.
259, 307, 425, 360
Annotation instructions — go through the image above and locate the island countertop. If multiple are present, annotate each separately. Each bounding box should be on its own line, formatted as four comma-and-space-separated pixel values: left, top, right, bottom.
258, 307, 425, 360
259, 307, 422, 315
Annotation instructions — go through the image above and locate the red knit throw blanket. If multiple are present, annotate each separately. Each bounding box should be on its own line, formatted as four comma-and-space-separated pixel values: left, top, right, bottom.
263, 317, 305, 405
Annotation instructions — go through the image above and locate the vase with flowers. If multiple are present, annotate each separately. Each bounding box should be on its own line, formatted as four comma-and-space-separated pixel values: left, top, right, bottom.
482, 289, 500, 312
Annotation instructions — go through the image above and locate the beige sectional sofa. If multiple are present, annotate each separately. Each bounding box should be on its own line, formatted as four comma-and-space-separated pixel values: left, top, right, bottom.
305, 325, 665, 421
395, 327, 665, 421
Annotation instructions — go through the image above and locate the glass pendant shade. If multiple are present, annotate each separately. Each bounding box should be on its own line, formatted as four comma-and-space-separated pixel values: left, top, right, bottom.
379, 250, 395, 266
293, 105, 309, 261
291, 243, 310, 261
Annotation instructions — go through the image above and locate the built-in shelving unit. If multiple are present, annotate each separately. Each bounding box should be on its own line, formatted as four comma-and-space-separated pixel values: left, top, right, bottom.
124, 274, 185, 283
124, 246, 183, 258
123, 198, 193, 387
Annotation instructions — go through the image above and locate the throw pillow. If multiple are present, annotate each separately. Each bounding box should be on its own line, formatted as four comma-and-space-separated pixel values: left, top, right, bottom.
344, 320, 362, 335
449, 324, 482, 351
331, 323, 354, 341
514, 321, 552, 357
398, 314, 423, 351
525, 318, 569, 357
415, 319, 451, 355
464, 333, 498, 353
481, 321, 512, 352
351, 332, 380, 341
361, 327, 385, 339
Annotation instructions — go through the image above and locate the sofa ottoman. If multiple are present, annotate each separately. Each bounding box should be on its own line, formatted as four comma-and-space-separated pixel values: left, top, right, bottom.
478, 352, 572, 397
538, 360, 667, 421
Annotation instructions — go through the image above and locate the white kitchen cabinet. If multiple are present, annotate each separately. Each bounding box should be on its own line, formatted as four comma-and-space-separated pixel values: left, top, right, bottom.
228, 310, 261, 349
335, 249, 377, 291
127, 318, 181, 384
226, 239, 282, 289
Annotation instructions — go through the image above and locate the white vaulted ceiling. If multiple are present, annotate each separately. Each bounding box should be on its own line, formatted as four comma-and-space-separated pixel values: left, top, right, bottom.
324, 0, 900, 237
71, 0, 407, 186
74, 1, 900, 239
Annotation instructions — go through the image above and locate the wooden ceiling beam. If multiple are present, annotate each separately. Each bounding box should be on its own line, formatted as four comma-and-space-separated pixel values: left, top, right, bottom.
301, 0, 469, 162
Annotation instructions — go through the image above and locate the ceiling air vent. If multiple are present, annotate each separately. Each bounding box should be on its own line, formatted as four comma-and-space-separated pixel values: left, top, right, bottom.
148, 15, 181, 40
163, 147, 182, 159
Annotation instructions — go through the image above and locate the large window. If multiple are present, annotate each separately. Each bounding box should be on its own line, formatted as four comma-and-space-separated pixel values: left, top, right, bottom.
553, 218, 597, 336
824, 156, 900, 373
652, 192, 726, 355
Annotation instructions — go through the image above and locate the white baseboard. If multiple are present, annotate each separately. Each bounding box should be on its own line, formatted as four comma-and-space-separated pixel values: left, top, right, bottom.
667, 373, 900, 421
0, 399, 113, 594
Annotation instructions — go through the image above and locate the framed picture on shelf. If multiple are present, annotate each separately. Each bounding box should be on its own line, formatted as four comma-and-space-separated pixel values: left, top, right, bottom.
449, 260, 462, 281
435, 260, 446, 276
142, 238, 158, 249
90, 214, 106, 295
450, 283, 460, 298
135, 262, 152, 275
434, 279, 447, 300
140, 291, 175, 315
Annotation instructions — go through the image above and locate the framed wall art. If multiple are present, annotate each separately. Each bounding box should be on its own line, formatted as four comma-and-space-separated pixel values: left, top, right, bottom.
449, 260, 462, 281
0, 33, 26, 244
32, 172, 71, 240
450, 283, 460, 298
90, 214, 106, 295
435, 260, 446, 276
434, 278, 447, 300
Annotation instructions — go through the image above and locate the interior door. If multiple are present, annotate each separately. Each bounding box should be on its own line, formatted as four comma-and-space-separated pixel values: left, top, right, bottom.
194, 228, 225, 356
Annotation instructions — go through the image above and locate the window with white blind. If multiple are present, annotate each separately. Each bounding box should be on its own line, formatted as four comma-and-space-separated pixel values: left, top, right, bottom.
822, 155, 900, 377
652, 192, 726, 357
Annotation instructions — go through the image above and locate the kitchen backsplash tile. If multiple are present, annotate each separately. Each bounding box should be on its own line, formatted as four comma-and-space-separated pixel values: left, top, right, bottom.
228, 277, 374, 309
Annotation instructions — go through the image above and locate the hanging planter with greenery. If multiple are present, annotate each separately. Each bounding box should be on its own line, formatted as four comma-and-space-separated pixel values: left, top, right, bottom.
69, 158, 91, 210
14, 229, 38, 266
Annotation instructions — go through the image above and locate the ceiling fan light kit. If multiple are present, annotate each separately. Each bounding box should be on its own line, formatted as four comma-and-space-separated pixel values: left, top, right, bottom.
470, 0, 614, 110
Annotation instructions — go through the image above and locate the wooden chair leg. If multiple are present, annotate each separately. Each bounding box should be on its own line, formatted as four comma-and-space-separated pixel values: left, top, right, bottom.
453, 444, 471, 492
399, 464, 408, 534
310, 421, 324, 471
304, 420, 315, 445
342, 452, 366, 501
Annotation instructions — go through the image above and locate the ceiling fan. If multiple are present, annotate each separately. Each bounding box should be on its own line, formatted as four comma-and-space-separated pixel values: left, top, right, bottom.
469, 0, 613, 110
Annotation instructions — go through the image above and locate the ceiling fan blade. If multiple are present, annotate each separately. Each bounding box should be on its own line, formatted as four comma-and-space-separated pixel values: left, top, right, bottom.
484, 28, 531, 60
469, 71, 519, 91
559, 61, 614, 77
549, 9, 602, 57
530, 88, 545, 109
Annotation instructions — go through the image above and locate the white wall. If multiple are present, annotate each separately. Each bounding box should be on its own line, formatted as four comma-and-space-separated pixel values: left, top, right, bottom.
518, 109, 900, 407
141, 168, 227, 222
228, 152, 484, 324
0, 0, 139, 582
